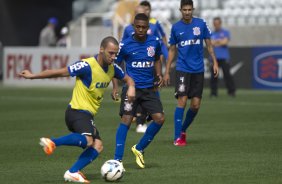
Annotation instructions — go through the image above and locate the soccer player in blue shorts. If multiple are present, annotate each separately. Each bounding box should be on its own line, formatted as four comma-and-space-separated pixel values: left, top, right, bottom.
164, 0, 219, 146
113, 13, 165, 169
18, 36, 135, 183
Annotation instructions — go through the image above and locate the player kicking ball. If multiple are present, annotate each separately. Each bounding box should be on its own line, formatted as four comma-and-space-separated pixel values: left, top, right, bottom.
18, 36, 135, 183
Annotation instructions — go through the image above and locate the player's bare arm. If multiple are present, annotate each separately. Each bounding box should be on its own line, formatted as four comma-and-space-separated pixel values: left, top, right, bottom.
205, 39, 219, 77
162, 36, 168, 47
122, 75, 135, 102
155, 57, 163, 87
211, 37, 229, 46
18, 67, 70, 79
164, 44, 176, 86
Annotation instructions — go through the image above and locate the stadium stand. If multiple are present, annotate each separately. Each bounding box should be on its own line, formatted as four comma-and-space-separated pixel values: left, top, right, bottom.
201, 0, 282, 27
67, 0, 282, 47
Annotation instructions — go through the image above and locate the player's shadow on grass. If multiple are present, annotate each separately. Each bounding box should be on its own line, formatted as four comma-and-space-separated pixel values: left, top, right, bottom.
87, 173, 127, 183
124, 162, 160, 170
87, 173, 102, 180
161, 138, 202, 144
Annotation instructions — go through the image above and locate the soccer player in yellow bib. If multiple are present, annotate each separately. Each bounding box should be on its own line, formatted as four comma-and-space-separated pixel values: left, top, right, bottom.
18, 36, 135, 183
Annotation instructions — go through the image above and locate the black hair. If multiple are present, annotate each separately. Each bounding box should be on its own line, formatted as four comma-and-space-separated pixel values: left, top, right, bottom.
213, 17, 222, 22
140, 1, 151, 9
134, 13, 149, 22
100, 36, 118, 48
180, 0, 194, 8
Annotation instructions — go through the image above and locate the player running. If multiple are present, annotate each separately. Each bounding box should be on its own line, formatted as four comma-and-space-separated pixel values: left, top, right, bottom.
117, 1, 168, 133
113, 13, 165, 169
164, 0, 219, 146
18, 36, 135, 183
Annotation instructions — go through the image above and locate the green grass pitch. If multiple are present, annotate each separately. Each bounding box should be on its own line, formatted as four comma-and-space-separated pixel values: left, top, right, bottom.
0, 86, 282, 184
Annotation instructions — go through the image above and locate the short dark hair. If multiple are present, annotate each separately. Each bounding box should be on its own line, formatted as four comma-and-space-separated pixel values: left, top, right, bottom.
134, 13, 149, 22
180, 0, 194, 8
213, 17, 222, 22
140, 1, 151, 9
100, 36, 118, 48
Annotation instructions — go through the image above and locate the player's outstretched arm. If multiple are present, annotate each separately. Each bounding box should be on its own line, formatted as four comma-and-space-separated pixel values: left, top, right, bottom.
205, 39, 219, 77
164, 45, 176, 86
18, 67, 70, 79
122, 75, 135, 103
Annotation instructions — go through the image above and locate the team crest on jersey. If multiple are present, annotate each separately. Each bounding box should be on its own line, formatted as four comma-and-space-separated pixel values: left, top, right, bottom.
193, 27, 201, 36
178, 84, 185, 92
147, 46, 155, 57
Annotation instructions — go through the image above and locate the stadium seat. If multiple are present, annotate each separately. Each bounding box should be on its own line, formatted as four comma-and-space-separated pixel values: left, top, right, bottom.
246, 16, 257, 26
257, 17, 267, 25
268, 16, 277, 25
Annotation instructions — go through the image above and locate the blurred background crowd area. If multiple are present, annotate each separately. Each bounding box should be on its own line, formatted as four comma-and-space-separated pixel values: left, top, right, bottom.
1, 0, 282, 47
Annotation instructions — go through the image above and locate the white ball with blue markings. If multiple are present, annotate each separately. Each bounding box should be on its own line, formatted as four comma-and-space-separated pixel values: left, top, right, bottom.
101, 160, 124, 181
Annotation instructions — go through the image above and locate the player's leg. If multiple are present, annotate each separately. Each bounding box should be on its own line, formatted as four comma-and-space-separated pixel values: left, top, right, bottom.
181, 73, 204, 141
65, 137, 101, 183
67, 137, 101, 170
39, 107, 92, 155
135, 105, 147, 133
135, 112, 164, 151
174, 71, 189, 143
63, 111, 101, 183
68, 132, 102, 173
132, 88, 165, 168
181, 97, 201, 133
114, 87, 138, 162
221, 60, 236, 96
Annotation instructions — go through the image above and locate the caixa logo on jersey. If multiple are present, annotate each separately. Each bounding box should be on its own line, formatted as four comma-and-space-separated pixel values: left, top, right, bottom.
253, 50, 282, 89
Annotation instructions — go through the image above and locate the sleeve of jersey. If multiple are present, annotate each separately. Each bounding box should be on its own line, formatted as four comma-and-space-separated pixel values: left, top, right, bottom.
113, 63, 125, 80
156, 38, 162, 57
67, 61, 91, 77
115, 42, 125, 65
203, 21, 212, 39
169, 26, 176, 45
156, 21, 166, 37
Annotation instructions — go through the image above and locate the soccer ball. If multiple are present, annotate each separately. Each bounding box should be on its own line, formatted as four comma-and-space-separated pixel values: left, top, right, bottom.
101, 160, 124, 182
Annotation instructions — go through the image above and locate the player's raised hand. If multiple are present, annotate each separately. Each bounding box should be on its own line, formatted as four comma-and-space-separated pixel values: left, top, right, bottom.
163, 73, 170, 86
18, 70, 34, 79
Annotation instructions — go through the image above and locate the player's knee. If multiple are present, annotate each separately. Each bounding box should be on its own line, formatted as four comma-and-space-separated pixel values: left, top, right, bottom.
152, 113, 165, 125
85, 135, 94, 147
190, 104, 200, 111
121, 115, 133, 126
177, 97, 188, 108
93, 140, 103, 153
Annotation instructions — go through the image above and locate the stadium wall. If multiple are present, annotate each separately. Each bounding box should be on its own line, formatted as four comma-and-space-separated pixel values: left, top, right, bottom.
3, 47, 98, 86
2, 47, 282, 89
